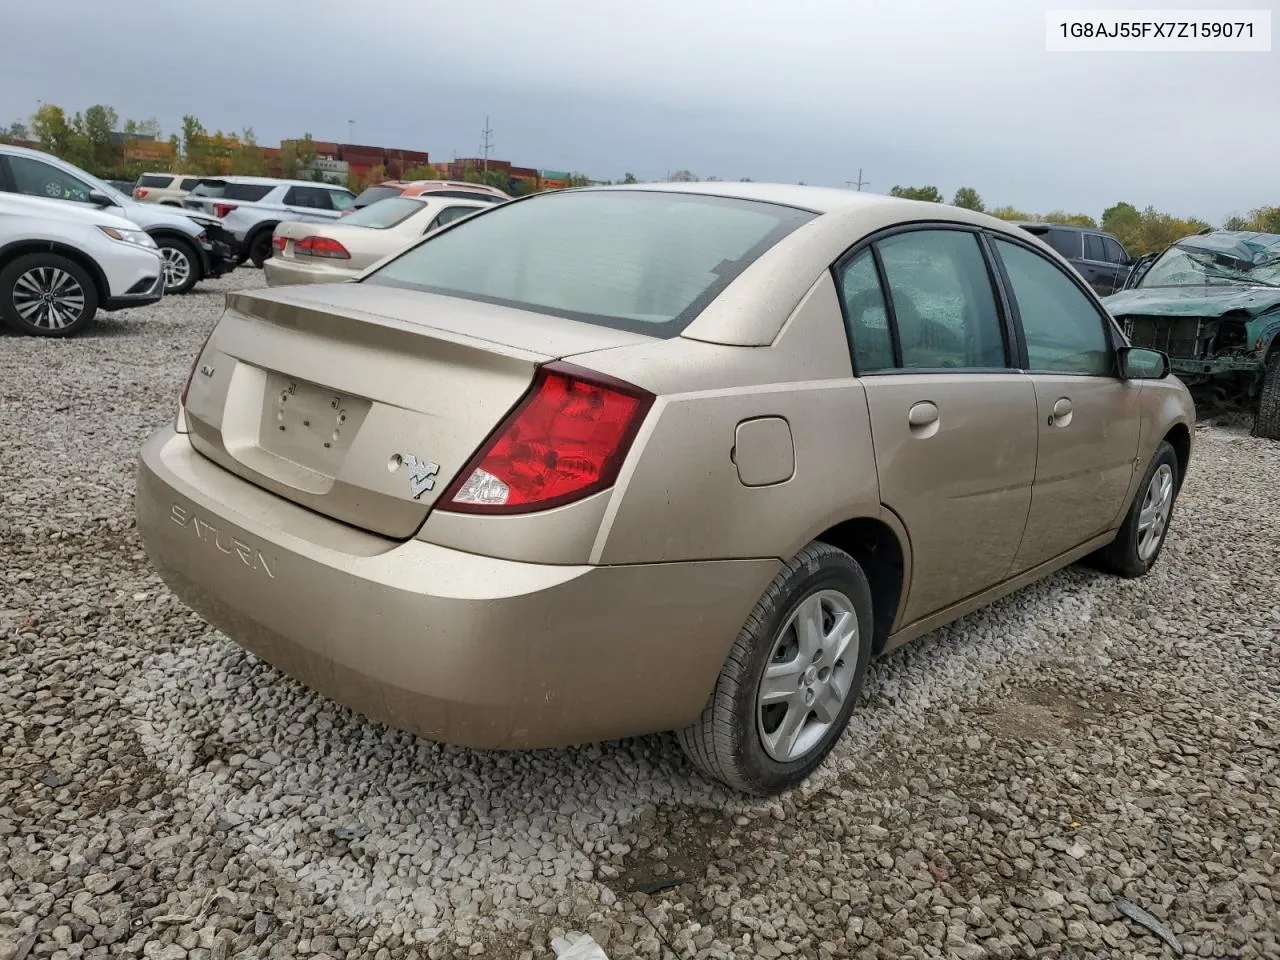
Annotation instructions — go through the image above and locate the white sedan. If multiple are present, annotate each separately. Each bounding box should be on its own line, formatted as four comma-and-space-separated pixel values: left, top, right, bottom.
262, 194, 492, 287
0, 193, 165, 336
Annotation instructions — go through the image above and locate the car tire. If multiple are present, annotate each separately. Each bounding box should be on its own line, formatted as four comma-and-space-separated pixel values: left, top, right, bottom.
155, 237, 201, 295
676, 542, 874, 795
0, 253, 99, 337
1252, 354, 1280, 440
1088, 440, 1180, 578
248, 229, 275, 269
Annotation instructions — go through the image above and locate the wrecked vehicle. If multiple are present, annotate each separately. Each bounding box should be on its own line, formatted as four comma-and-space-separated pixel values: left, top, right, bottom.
1104, 231, 1280, 438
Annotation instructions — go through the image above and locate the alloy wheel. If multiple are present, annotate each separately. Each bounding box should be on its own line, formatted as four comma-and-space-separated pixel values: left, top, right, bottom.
756, 589, 861, 762
161, 246, 192, 289
1137, 463, 1174, 561
12, 266, 86, 331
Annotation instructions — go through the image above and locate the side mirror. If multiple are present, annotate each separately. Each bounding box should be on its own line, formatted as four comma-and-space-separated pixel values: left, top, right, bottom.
1118, 346, 1170, 380
88, 191, 115, 207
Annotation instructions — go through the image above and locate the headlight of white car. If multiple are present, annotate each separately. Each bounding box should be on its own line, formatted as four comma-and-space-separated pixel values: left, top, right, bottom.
98, 225, 158, 249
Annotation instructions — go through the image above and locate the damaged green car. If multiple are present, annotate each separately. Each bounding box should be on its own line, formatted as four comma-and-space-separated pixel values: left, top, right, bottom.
1103, 231, 1280, 438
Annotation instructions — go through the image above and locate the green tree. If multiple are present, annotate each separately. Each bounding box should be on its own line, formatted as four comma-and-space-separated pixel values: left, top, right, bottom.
669, 169, 698, 182
401, 163, 437, 181
889, 185, 943, 202
82, 104, 119, 170
988, 206, 1030, 221
31, 103, 74, 154
1222, 214, 1250, 231
564, 172, 591, 188
7, 121, 30, 140
622, 172, 638, 184
1101, 201, 1142, 250
951, 186, 984, 211
1041, 210, 1097, 228
1244, 206, 1280, 233
181, 114, 207, 161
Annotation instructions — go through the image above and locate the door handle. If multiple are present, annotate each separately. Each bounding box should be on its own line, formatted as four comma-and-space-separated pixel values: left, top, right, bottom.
1049, 397, 1073, 427
908, 401, 940, 437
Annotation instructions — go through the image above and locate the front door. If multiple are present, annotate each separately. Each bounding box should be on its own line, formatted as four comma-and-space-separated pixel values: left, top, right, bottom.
991, 235, 1143, 572
835, 228, 1038, 625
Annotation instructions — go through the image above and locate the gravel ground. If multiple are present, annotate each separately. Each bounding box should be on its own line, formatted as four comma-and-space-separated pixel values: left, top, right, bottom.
2, 271, 1278, 960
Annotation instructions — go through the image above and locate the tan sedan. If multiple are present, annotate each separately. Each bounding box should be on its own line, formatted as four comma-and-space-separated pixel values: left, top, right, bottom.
262, 195, 491, 286
136, 183, 1194, 794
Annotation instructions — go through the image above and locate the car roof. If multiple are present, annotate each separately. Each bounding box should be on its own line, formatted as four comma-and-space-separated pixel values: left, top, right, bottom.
1014, 221, 1096, 233
223, 175, 347, 189
584, 180, 892, 214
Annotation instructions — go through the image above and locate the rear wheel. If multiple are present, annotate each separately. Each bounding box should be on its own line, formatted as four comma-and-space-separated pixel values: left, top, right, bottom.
248, 228, 275, 268
677, 542, 874, 795
156, 237, 201, 294
1253, 355, 1280, 440
1088, 440, 1179, 578
0, 253, 99, 337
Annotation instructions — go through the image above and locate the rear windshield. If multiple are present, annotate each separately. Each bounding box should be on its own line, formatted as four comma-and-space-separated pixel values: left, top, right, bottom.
353, 186, 404, 208
187, 183, 226, 198
137, 174, 172, 188
222, 183, 274, 202
341, 196, 427, 228
365, 190, 815, 336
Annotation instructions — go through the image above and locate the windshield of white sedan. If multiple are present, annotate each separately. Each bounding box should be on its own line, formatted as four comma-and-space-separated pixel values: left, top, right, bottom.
340, 196, 425, 228
364, 191, 816, 334
1141, 238, 1280, 288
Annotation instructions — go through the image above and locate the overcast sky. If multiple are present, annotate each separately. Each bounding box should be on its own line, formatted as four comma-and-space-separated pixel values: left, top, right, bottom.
2, 0, 1276, 222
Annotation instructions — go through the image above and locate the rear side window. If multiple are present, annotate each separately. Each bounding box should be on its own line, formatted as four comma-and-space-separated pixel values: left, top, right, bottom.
431, 205, 482, 229
329, 190, 355, 210
179, 177, 200, 191
836, 252, 894, 373
366, 190, 815, 336
138, 174, 173, 188
1084, 234, 1106, 261
994, 238, 1112, 376
285, 186, 330, 208
875, 230, 1007, 369
1044, 229, 1082, 259
222, 183, 274, 202
1103, 237, 1127, 263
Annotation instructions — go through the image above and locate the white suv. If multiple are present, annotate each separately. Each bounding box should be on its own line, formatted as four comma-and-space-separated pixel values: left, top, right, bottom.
182, 177, 356, 267
133, 173, 228, 207
0, 193, 165, 336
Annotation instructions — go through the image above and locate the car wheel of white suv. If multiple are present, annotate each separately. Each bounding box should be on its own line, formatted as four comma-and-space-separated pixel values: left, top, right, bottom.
0, 253, 99, 337
156, 237, 200, 294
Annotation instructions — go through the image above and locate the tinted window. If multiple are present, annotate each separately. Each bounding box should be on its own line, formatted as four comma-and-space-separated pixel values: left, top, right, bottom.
353, 186, 403, 208
432, 205, 481, 229
835, 252, 894, 373
1044, 229, 1081, 259
179, 177, 200, 191
138, 174, 174, 188
367, 190, 814, 336
8, 156, 94, 203
341, 196, 425, 228
222, 183, 274, 202
285, 186, 330, 209
1084, 234, 1106, 261
876, 230, 1006, 369
329, 190, 355, 210
1102, 237, 1127, 263
995, 239, 1112, 376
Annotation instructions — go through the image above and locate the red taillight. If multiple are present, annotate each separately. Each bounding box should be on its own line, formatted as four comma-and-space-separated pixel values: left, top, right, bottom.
441, 362, 654, 514
272, 235, 287, 252
181, 328, 217, 408
213, 203, 237, 218
135, 188, 149, 199
295, 236, 350, 260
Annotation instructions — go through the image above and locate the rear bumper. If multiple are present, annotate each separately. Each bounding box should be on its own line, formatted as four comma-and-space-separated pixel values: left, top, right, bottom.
262, 257, 354, 287
135, 426, 776, 748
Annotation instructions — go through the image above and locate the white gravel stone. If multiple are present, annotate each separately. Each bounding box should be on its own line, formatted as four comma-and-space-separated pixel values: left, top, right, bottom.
2, 272, 1278, 959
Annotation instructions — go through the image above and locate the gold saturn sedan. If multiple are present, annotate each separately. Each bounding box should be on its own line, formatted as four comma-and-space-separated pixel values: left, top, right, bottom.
136, 183, 1194, 794
262, 193, 492, 287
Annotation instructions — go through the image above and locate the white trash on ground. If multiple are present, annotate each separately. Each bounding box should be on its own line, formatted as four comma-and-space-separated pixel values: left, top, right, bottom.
551, 932, 611, 959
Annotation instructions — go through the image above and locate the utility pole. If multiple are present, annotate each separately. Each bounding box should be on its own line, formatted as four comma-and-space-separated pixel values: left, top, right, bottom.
846, 168, 869, 191
347, 120, 354, 143
480, 115, 494, 174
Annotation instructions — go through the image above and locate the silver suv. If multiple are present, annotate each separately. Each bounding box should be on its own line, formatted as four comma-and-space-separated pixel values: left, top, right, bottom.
183, 177, 356, 267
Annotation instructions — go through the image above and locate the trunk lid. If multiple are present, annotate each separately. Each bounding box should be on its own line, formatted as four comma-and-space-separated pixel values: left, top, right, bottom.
183, 283, 654, 538
273, 221, 392, 271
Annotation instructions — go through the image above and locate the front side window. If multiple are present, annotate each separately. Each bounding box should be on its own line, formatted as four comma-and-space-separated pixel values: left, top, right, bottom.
995, 238, 1112, 375
875, 230, 1007, 369
835, 251, 893, 373
8, 156, 94, 203
366, 190, 815, 336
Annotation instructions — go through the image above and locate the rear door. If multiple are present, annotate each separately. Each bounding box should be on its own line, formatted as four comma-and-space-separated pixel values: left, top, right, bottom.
835, 226, 1037, 625
990, 234, 1142, 572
